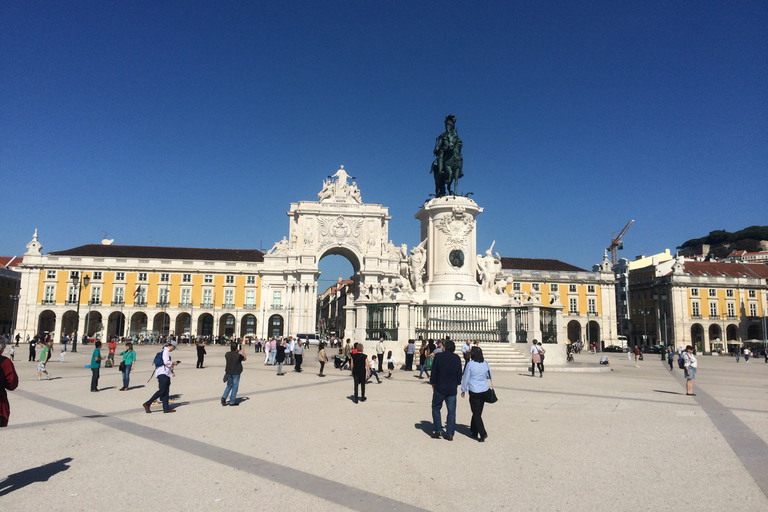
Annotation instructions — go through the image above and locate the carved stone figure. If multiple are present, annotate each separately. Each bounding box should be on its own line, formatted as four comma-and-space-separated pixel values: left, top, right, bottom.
430, 115, 464, 197
477, 241, 502, 294
303, 225, 314, 247
349, 182, 362, 204
268, 236, 290, 255
318, 179, 334, 201
396, 275, 413, 297
409, 239, 428, 292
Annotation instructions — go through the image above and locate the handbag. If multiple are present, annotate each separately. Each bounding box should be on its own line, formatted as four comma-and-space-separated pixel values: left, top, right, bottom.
119, 361, 126, 371
485, 376, 498, 404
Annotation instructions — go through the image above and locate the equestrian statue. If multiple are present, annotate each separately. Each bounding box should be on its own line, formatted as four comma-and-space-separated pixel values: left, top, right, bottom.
430, 114, 464, 197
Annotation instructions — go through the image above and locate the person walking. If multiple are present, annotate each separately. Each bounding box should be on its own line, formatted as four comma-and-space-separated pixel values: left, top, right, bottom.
386, 351, 396, 379
633, 345, 641, 367
418, 340, 434, 379
90, 341, 103, 392
222, 342, 246, 406
293, 337, 304, 372
530, 339, 544, 377
269, 338, 278, 365
461, 346, 492, 442
196, 341, 207, 369
1, 339, 19, 428
683, 345, 698, 396
275, 339, 286, 376
429, 340, 462, 441
744, 347, 750, 362
666, 346, 674, 370
375, 338, 385, 373
461, 340, 472, 370
143, 342, 178, 413
351, 343, 370, 403
119, 343, 136, 390
28, 337, 37, 362
107, 338, 117, 367
369, 355, 382, 384
317, 342, 328, 377
735, 348, 740, 362
37, 340, 51, 380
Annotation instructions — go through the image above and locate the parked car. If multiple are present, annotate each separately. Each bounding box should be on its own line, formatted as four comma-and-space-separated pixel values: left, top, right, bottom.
603, 345, 627, 353
642, 345, 664, 354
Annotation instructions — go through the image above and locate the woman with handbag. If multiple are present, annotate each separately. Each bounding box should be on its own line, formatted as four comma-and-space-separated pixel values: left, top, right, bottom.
531, 339, 544, 377
461, 346, 492, 442
119, 343, 136, 391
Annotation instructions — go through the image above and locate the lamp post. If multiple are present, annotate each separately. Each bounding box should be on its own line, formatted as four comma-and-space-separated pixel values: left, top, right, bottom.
71, 274, 90, 353
653, 291, 668, 360
10, 293, 20, 341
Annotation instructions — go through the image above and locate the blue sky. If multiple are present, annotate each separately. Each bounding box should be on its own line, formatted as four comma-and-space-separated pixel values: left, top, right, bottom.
2, 1, 766, 285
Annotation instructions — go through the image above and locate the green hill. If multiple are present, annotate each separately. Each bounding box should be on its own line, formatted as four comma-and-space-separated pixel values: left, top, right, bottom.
678, 226, 768, 257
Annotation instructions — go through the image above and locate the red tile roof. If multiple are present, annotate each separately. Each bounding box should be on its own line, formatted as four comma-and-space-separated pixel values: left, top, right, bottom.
0, 256, 20, 268
48, 244, 264, 263
501, 257, 585, 272
678, 261, 768, 279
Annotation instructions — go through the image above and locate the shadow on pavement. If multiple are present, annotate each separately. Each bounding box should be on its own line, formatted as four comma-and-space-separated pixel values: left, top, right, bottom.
653, 390, 684, 395
0, 457, 73, 497
414, 420, 433, 435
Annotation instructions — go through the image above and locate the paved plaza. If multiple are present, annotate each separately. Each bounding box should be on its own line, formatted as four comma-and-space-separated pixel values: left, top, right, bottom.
3, 344, 768, 511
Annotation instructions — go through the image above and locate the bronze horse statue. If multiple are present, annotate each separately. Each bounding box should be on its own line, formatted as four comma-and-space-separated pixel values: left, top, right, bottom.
430, 115, 464, 197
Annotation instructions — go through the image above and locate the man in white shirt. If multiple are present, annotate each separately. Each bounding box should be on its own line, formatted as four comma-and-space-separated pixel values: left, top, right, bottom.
293, 337, 304, 372
143, 342, 178, 414
375, 338, 385, 373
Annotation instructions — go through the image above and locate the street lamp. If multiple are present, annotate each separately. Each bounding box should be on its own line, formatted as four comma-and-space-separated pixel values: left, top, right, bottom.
9, 294, 20, 342
653, 291, 668, 360
71, 274, 90, 353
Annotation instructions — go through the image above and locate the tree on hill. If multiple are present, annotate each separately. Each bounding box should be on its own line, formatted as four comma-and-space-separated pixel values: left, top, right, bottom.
678, 226, 768, 250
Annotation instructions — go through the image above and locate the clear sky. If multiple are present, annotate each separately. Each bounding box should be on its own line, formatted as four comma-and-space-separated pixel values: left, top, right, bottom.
2, 1, 766, 285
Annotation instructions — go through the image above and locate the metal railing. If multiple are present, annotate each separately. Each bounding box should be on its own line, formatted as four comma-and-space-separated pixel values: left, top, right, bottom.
413, 304, 509, 342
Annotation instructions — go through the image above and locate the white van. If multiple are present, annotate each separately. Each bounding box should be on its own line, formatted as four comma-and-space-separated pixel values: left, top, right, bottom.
295, 333, 320, 347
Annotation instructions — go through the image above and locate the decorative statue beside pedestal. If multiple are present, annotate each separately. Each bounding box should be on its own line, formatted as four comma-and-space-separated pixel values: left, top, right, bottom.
477, 241, 502, 294
430, 114, 464, 197
408, 239, 428, 292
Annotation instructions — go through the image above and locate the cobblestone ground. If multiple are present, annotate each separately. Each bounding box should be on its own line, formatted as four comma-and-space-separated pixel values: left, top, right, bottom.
3, 344, 767, 511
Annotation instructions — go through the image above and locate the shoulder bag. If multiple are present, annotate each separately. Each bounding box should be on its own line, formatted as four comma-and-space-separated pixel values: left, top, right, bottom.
485, 364, 498, 403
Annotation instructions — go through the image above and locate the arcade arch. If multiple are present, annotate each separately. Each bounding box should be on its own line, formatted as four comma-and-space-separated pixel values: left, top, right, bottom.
108, 312, 126, 338
198, 314, 214, 337
38, 310, 56, 336
567, 320, 581, 344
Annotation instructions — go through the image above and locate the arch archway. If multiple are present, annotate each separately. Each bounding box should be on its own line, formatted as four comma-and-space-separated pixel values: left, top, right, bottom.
130, 312, 148, 337
198, 314, 214, 337
152, 313, 170, 337
259, 169, 401, 339
241, 314, 257, 337
108, 312, 126, 338
567, 320, 581, 344
587, 321, 600, 348
175, 313, 191, 336
61, 310, 78, 338
85, 311, 103, 338
220, 314, 236, 338
38, 310, 56, 336
691, 324, 704, 352
269, 314, 284, 338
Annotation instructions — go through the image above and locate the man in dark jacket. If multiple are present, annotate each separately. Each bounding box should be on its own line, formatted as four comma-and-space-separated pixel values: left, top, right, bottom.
196, 341, 207, 368
221, 342, 246, 406
429, 339, 463, 441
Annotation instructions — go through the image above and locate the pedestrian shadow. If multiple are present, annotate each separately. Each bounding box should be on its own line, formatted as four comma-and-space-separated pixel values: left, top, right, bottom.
0, 457, 73, 496
231, 397, 250, 405
414, 420, 433, 435
126, 385, 145, 390
100, 386, 117, 391
454, 424, 474, 438
653, 390, 684, 395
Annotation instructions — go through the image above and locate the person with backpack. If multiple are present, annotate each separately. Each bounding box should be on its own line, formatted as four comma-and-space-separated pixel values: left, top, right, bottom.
143, 342, 178, 413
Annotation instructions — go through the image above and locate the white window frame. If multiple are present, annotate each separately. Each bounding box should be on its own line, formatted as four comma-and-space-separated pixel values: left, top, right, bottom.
246, 276, 256, 285
225, 275, 234, 284
92, 271, 103, 280
180, 288, 191, 306
204, 275, 213, 284
691, 289, 699, 297
115, 272, 125, 281
550, 284, 559, 292
587, 298, 596, 314
138, 273, 148, 282
569, 297, 577, 313
726, 289, 734, 298
727, 302, 735, 317
46, 270, 57, 279
272, 291, 282, 308
43, 285, 56, 303
750, 303, 758, 316
113, 286, 125, 304
90, 286, 102, 304
532, 283, 540, 292
709, 301, 718, 318
691, 301, 700, 318
245, 290, 255, 306
160, 273, 170, 282
569, 284, 577, 293
182, 274, 192, 283
587, 285, 595, 293
224, 289, 234, 306
202, 289, 213, 306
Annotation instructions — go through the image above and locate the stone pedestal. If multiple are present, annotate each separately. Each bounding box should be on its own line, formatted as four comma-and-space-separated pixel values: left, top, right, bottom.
415, 196, 484, 304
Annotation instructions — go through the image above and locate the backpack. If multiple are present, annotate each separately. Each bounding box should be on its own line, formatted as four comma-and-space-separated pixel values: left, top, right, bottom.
677, 356, 685, 369
153, 351, 164, 368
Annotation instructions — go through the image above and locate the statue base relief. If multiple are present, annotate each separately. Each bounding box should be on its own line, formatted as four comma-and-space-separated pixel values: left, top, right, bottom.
415, 195, 490, 305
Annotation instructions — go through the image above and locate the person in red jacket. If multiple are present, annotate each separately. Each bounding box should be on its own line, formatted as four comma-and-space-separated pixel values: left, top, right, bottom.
1, 339, 20, 428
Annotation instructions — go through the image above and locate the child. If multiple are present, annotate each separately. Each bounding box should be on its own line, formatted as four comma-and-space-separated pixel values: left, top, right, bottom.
386, 350, 396, 379
369, 355, 382, 383
9, 346, 15, 361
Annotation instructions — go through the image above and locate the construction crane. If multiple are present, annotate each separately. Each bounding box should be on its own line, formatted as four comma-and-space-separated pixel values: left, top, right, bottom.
607, 220, 634, 265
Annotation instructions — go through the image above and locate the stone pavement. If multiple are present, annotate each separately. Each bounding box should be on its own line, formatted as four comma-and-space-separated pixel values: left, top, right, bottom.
3, 344, 768, 511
